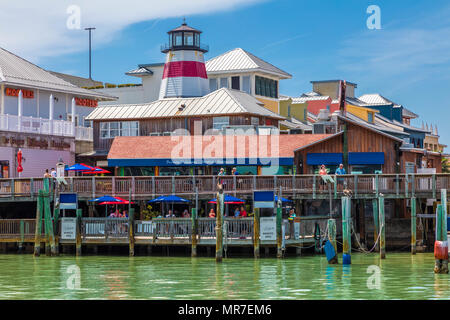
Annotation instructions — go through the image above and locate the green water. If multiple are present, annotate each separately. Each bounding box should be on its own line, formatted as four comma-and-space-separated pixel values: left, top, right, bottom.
0, 253, 448, 300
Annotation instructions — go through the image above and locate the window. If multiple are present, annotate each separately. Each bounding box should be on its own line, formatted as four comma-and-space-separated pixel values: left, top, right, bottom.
209, 78, 218, 92
219, 78, 228, 89
368, 112, 374, 123
231, 76, 240, 90
251, 117, 259, 126
255, 76, 278, 98
213, 116, 229, 130
287, 105, 291, 117
99, 121, 139, 139
174, 32, 182, 46
194, 34, 200, 47
242, 76, 251, 94
184, 32, 193, 46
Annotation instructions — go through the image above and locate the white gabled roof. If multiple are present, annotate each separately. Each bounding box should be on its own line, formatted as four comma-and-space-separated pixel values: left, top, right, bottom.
358, 93, 397, 106
292, 95, 330, 104
0, 47, 114, 100
86, 88, 285, 121
206, 48, 292, 79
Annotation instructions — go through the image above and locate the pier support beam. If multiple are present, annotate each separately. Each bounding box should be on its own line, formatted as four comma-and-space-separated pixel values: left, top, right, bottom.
327, 218, 338, 264
191, 208, 198, 257
18, 219, 24, 253
75, 209, 82, 257
34, 190, 44, 257
128, 208, 135, 257
379, 196, 386, 259
434, 189, 448, 274
342, 196, 351, 265
253, 208, 260, 259
53, 207, 60, 256
215, 187, 224, 263
372, 198, 379, 252
276, 204, 283, 259
411, 197, 417, 255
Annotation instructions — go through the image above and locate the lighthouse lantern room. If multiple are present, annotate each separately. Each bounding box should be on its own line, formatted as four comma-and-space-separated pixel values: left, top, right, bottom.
159, 21, 209, 99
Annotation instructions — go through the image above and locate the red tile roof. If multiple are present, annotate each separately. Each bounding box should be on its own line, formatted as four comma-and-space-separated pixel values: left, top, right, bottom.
108, 134, 332, 160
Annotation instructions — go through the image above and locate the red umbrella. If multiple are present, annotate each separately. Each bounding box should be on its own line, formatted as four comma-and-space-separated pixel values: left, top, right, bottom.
17, 149, 23, 174
99, 196, 134, 205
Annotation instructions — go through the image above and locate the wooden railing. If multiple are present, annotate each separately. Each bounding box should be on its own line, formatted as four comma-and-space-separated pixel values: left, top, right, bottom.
0, 174, 449, 200
0, 219, 43, 239
81, 218, 128, 239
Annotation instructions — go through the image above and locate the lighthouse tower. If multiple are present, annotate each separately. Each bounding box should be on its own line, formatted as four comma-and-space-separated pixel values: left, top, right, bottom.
159, 21, 209, 99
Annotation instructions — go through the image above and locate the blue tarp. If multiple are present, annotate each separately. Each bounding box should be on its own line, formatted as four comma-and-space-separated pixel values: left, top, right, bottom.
349, 152, 385, 165
306, 153, 343, 165
148, 195, 190, 203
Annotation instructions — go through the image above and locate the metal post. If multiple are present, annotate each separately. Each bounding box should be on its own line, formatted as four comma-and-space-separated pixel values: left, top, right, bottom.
33, 190, 43, 257
254, 208, 260, 259
379, 196, 386, 259
411, 197, 416, 255
84, 27, 96, 79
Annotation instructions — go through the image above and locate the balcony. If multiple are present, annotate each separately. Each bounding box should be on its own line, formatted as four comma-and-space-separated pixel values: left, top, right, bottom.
0, 114, 93, 141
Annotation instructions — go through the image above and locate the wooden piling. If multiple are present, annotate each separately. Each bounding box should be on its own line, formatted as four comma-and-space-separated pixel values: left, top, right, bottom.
411, 197, 417, 255
215, 187, 224, 263
53, 207, 60, 256
342, 196, 351, 264
253, 208, 260, 259
33, 190, 43, 257
75, 208, 82, 256
18, 219, 24, 253
372, 198, 379, 251
128, 208, 135, 257
191, 208, 198, 257
327, 218, 338, 264
378, 196, 386, 259
276, 205, 283, 258
434, 189, 448, 274
43, 178, 56, 256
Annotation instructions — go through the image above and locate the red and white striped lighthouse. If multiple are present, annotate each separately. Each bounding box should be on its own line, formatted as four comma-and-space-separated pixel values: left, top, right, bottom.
159, 21, 209, 99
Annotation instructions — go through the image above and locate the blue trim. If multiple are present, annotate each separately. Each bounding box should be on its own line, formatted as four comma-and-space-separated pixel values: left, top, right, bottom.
349, 152, 384, 165
306, 153, 343, 165
108, 157, 293, 167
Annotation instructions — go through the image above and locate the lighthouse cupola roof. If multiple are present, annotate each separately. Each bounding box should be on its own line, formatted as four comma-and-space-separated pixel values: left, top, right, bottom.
161, 20, 209, 53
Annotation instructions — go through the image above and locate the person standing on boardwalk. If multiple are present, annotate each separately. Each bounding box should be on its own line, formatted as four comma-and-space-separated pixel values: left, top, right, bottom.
209, 209, 216, 218
335, 163, 347, 191
319, 164, 327, 190
43, 169, 52, 178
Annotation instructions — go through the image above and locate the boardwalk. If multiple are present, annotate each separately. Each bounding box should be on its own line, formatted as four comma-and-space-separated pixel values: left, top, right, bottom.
0, 173, 449, 202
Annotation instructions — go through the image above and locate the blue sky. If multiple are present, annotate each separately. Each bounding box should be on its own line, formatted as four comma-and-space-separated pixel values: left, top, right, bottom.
3, 0, 449, 147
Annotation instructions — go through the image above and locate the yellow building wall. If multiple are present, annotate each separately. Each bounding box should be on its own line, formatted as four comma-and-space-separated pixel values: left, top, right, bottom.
256, 97, 279, 114
346, 104, 377, 123
279, 99, 307, 121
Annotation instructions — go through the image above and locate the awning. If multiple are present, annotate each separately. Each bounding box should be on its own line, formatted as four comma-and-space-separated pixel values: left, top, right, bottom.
349, 152, 385, 165
306, 153, 343, 165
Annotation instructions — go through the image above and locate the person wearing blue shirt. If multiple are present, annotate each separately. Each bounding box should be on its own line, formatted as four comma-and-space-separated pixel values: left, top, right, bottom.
335, 164, 347, 191
234, 207, 240, 217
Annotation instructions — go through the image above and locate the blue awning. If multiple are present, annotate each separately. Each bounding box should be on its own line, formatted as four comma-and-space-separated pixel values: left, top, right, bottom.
349, 152, 385, 165
306, 153, 343, 165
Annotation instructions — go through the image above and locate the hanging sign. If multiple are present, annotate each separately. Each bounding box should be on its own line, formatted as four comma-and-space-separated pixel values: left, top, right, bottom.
5, 88, 34, 99
254, 191, 275, 208
61, 218, 76, 240
75, 97, 98, 108
260, 217, 277, 241
60, 193, 78, 210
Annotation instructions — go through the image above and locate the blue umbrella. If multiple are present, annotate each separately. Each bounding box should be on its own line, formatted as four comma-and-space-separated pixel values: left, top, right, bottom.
65, 163, 93, 171
148, 195, 190, 203
275, 196, 292, 203
208, 195, 245, 204
90, 195, 123, 203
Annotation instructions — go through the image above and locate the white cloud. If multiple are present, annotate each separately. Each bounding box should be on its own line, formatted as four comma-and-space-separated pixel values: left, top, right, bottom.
0, 0, 263, 61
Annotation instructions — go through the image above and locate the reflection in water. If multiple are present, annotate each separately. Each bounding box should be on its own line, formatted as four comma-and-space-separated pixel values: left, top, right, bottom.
0, 253, 448, 300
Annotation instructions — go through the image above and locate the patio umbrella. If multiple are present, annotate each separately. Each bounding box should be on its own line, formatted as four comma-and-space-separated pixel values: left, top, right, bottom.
81, 166, 111, 175
148, 195, 190, 216
90, 195, 123, 217
275, 196, 292, 203
208, 195, 245, 204
66, 163, 95, 172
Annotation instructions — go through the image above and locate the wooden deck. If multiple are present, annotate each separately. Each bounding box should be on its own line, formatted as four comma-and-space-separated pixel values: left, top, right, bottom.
0, 173, 448, 202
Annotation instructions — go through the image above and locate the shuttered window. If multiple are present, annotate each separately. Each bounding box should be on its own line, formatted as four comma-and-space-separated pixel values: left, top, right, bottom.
255, 76, 278, 98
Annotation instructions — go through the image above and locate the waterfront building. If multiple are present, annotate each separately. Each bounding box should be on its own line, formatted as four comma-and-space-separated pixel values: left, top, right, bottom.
0, 47, 115, 177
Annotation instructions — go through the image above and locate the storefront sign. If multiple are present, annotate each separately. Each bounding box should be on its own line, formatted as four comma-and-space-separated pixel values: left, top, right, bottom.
61, 218, 76, 240
75, 97, 98, 108
260, 217, 276, 241
60, 193, 78, 210
5, 88, 34, 99
254, 191, 275, 208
